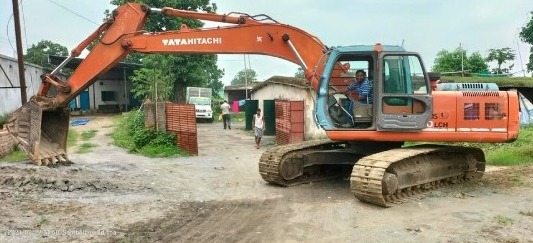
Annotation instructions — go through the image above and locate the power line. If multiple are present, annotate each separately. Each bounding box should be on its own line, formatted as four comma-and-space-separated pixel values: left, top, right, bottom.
6, 13, 16, 54
45, 0, 99, 25
4, 0, 101, 56
20, 0, 29, 52
5, 0, 29, 56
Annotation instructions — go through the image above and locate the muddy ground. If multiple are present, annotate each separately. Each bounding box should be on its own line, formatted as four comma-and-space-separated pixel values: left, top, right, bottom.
0, 115, 532, 243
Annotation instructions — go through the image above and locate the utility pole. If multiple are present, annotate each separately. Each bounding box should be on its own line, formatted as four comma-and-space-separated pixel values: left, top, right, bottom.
243, 55, 248, 99
12, 0, 27, 104
247, 54, 252, 99
460, 42, 464, 77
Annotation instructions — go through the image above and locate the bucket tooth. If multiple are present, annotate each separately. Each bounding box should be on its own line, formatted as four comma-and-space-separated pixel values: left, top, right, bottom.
50, 156, 59, 165
58, 155, 68, 163
5, 99, 70, 166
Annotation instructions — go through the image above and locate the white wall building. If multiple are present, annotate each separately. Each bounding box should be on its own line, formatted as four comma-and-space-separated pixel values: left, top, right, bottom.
251, 76, 327, 140
0, 54, 140, 115
0, 54, 46, 114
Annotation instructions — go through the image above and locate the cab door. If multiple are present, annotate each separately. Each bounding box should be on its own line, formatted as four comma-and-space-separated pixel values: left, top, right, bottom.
375, 53, 432, 131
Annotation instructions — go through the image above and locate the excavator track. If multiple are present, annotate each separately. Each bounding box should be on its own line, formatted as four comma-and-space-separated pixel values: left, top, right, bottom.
259, 139, 351, 186
351, 145, 485, 207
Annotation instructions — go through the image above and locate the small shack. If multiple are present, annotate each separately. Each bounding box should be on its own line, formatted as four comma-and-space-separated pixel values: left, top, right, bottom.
251, 76, 327, 140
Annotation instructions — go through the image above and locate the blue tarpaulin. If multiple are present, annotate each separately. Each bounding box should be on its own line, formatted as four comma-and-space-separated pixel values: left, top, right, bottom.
70, 118, 90, 126
520, 109, 533, 125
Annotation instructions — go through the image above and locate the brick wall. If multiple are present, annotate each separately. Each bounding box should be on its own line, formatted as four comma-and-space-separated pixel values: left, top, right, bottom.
0, 129, 16, 157
166, 103, 198, 156
275, 100, 304, 145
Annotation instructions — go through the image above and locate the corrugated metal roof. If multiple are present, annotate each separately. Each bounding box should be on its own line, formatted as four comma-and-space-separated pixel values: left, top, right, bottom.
252, 76, 309, 92
224, 82, 261, 91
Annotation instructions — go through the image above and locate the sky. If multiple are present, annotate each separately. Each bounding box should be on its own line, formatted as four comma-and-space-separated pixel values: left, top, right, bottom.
1, 0, 532, 86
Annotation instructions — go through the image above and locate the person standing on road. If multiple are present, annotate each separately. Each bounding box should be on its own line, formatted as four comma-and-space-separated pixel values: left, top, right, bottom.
220, 100, 231, 129
253, 108, 265, 149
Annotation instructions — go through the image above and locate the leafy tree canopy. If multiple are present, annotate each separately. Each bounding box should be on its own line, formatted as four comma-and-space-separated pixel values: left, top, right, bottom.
130, 54, 175, 101
519, 12, 533, 73
231, 69, 257, 85
294, 67, 305, 78
24, 40, 68, 70
432, 48, 488, 75
486, 48, 515, 74
108, 0, 223, 101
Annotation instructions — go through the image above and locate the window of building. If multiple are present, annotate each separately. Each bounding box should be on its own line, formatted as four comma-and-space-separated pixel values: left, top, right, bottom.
101, 91, 116, 102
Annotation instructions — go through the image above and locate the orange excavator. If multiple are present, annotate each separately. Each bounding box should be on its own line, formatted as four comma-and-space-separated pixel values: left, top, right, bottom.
5, 3, 519, 207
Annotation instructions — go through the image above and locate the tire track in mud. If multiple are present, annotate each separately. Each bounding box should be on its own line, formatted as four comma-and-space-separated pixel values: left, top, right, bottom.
114, 198, 290, 243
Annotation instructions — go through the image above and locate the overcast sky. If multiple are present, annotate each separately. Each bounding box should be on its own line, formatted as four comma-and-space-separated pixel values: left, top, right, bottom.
1, 0, 532, 85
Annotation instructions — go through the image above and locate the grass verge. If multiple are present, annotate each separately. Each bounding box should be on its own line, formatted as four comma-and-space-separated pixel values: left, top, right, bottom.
213, 111, 246, 123
493, 215, 514, 226
406, 125, 533, 166
76, 143, 98, 153
80, 130, 98, 140
67, 129, 79, 147
0, 146, 28, 162
111, 111, 187, 158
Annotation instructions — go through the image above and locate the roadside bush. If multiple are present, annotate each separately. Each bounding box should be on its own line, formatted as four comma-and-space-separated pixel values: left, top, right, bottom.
112, 111, 185, 157
0, 113, 9, 128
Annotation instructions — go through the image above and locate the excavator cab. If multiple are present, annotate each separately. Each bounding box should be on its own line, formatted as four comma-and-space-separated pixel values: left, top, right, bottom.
317, 45, 433, 132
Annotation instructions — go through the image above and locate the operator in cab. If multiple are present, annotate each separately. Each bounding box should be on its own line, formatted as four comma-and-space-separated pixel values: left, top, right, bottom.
332, 70, 372, 104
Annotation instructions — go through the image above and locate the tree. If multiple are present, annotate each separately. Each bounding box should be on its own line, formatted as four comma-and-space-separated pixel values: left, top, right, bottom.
294, 67, 305, 78
231, 69, 257, 85
432, 47, 488, 74
108, 0, 224, 101
468, 52, 490, 75
24, 40, 68, 70
519, 11, 533, 73
486, 48, 515, 74
130, 55, 175, 101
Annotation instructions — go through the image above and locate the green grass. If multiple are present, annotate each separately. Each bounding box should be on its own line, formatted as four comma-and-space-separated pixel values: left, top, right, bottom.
231, 112, 246, 122
66, 123, 101, 154
0, 112, 9, 128
138, 144, 188, 158
214, 111, 246, 123
111, 111, 186, 158
0, 146, 28, 162
405, 125, 533, 166
112, 113, 136, 149
478, 125, 533, 166
80, 130, 97, 140
67, 129, 79, 147
76, 143, 98, 153
493, 215, 514, 226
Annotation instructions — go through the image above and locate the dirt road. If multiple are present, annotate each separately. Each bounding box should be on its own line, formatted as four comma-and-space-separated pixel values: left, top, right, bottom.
1, 115, 532, 243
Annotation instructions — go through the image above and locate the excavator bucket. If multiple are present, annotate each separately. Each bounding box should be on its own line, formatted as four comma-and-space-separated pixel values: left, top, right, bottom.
5, 100, 70, 166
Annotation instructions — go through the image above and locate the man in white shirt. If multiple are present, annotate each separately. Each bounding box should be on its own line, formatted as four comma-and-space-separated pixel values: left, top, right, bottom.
220, 100, 231, 129
252, 108, 265, 149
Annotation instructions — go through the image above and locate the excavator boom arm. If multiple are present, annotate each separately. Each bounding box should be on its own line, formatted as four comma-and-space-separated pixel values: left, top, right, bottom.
6, 2, 332, 165
48, 3, 328, 107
